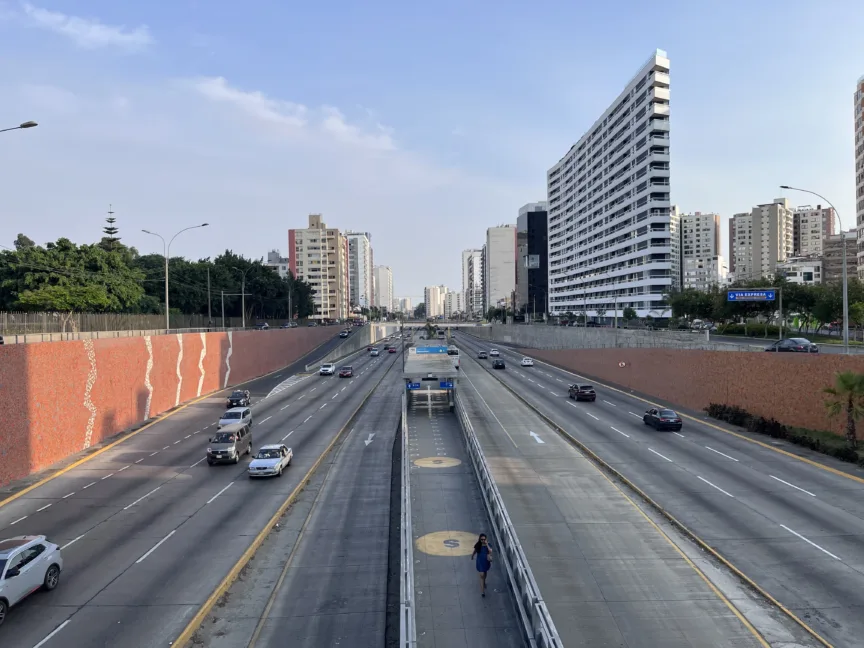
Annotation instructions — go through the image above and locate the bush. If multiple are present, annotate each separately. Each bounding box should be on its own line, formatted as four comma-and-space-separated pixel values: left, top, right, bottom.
717, 323, 781, 337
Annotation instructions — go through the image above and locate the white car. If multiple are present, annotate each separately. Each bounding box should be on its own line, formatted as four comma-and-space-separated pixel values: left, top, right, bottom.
320, 363, 336, 376
0, 535, 63, 626
489, 349, 500, 357
521, 357, 534, 367
218, 407, 252, 430
248, 444, 293, 478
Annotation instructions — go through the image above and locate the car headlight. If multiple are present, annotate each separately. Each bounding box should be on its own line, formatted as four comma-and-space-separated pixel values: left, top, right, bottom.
207, 448, 212, 453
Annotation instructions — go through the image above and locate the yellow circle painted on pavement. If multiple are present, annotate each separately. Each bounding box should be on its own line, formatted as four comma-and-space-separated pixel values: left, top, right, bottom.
415, 531, 478, 556
413, 457, 462, 468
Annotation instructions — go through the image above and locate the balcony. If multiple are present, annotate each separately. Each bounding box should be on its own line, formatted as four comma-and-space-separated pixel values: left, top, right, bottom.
650, 103, 670, 117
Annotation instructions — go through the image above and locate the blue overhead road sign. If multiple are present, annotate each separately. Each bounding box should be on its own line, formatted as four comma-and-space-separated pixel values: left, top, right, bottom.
407, 382, 421, 390
439, 381, 453, 389
415, 346, 448, 354
727, 290, 776, 302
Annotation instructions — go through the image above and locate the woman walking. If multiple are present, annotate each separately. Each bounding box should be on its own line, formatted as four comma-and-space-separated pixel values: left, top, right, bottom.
471, 534, 493, 597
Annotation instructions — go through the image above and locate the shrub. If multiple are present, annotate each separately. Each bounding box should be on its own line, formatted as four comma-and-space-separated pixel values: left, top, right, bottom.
716, 323, 780, 337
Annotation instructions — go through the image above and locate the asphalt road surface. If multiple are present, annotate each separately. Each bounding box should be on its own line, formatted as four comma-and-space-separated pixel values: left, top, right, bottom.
0, 335, 405, 648
455, 332, 864, 647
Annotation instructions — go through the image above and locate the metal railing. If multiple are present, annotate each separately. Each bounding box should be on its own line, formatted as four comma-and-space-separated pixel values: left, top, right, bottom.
454, 391, 563, 648
399, 391, 417, 647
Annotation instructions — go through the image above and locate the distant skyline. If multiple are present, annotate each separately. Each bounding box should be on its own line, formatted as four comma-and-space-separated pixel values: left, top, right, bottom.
1, 1, 862, 301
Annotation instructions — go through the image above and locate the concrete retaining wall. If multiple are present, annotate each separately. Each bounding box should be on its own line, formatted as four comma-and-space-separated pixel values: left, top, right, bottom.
0, 327, 337, 489
305, 324, 400, 371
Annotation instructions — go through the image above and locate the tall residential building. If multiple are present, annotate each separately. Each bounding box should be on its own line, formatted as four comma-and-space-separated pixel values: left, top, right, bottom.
547, 50, 674, 318
680, 211, 724, 290
345, 231, 373, 309
516, 202, 549, 316
462, 249, 483, 316
444, 291, 464, 319
793, 205, 835, 257
856, 75, 864, 277
480, 244, 487, 313
289, 214, 349, 321
823, 230, 857, 282
373, 265, 393, 311
730, 198, 794, 281
484, 225, 516, 313
399, 297, 412, 314
424, 285, 447, 318
264, 250, 290, 279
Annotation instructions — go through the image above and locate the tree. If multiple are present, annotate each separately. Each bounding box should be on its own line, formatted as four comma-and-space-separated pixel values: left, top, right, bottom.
594, 307, 607, 322
13, 233, 35, 250
622, 307, 637, 326
99, 205, 121, 252
824, 371, 864, 449
413, 302, 426, 320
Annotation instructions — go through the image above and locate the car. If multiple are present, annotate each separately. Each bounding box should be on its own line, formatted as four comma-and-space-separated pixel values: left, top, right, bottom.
339, 366, 354, 378
339, 330, 350, 338
0, 535, 63, 626
367, 345, 374, 351
489, 349, 500, 357
226, 389, 251, 408
643, 408, 683, 431
388, 347, 397, 353
320, 363, 336, 376
207, 423, 253, 464
248, 444, 293, 478
218, 407, 252, 429
521, 357, 534, 367
492, 359, 506, 370
765, 338, 819, 353
370, 348, 380, 357
307, 321, 318, 327
478, 351, 488, 359
568, 384, 596, 402
254, 322, 270, 330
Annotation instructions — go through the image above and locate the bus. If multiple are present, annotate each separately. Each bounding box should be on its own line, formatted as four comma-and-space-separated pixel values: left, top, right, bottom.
437, 330, 446, 339
447, 345, 460, 370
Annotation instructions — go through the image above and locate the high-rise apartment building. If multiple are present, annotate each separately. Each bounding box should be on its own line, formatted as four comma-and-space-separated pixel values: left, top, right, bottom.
373, 265, 393, 311
547, 50, 674, 318
424, 285, 447, 318
823, 230, 857, 283
484, 225, 516, 313
793, 205, 835, 257
856, 75, 864, 277
399, 297, 412, 314
516, 202, 549, 316
345, 232, 373, 309
289, 214, 349, 321
462, 249, 483, 317
264, 250, 290, 279
729, 198, 794, 281
680, 211, 724, 290
444, 291, 464, 319
480, 244, 487, 313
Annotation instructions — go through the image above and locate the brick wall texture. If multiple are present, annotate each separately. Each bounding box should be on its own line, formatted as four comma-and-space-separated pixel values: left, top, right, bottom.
525, 348, 864, 436
0, 328, 336, 488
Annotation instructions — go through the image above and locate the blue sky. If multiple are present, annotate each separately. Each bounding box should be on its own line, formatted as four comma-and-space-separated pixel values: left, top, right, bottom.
1, 0, 862, 305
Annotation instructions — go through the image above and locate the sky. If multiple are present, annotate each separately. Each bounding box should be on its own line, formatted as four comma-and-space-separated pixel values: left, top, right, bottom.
1, 0, 863, 306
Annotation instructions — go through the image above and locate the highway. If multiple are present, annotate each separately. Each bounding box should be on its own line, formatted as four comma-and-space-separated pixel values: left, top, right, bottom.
455, 331, 864, 647
0, 332, 403, 648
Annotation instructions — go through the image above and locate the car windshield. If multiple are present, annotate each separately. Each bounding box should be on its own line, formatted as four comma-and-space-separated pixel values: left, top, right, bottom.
257, 449, 281, 459
212, 432, 236, 443
0, 558, 6, 574
230, 391, 245, 398
660, 410, 678, 418
222, 411, 241, 420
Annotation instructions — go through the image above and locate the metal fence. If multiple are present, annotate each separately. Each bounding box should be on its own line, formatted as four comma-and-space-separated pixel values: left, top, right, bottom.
455, 391, 563, 648
399, 391, 418, 648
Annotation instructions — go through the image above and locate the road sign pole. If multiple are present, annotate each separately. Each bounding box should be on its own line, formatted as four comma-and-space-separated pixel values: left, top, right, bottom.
778, 288, 783, 342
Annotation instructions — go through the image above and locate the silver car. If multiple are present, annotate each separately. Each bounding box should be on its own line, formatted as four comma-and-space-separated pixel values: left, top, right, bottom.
248, 444, 293, 478
218, 407, 252, 429
0, 535, 63, 627
207, 423, 253, 465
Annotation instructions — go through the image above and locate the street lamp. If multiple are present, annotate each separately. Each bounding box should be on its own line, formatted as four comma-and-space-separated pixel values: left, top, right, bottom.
142, 223, 209, 330
232, 266, 253, 328
780, 185, 849, 355
0, 121, 38, 134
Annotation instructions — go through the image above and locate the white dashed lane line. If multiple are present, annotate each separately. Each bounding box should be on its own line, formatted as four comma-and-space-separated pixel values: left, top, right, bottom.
173, 440, 181, 445
628, 412, 643, 419
61, 534, 85, 550
83, 481, 98, 489
611, 427, 630, 438
135, 458, 144, 463
124, 486, 161, 510
603, 400, 616, 406
304, 415, 313, 423
61, 492, 75, 499
281, 431, 294, 441
705, 446, 739, 462
770, 475, 816, 497
10, 515, 27, 525
136, 530, 177, 564
32, 620, 70, 648
101, 474, 114, 480
190, 457, 207, 468
780, 524, 841, 560
150, 451, 159, 457
648, 448, 673, 462
281, 404, 290, 411
260, 416, 272, 424
319, 403, 327, 410
698, 476, 735, 498
184, 434, 191, 439
206, 482, 234, 505
36, 503, 52, 512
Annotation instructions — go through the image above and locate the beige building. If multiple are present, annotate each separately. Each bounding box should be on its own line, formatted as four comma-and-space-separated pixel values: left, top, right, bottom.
289, 214, 349, 322
793, 205, 835, 257
424, 285, 447, 318
680, 211, 722, 290
729, 198, 794, 281
856, 75, 864, 277
823, 230, 857, 283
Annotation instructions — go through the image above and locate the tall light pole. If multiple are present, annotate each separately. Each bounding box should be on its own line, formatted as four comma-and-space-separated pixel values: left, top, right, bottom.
142, 223, 209, 330
0, 120, 38, 134
780, 185, 849, 355
232, 266, 252, 328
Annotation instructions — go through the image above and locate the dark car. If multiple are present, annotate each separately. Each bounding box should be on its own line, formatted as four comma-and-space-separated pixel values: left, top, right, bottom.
388, 347, 397, 353
227, 390, 251, 407
339, 366, 354, 378
492, 359, 506, 370
254, 322, 269, 330
339, 330, 350, 338
765, 338, 818, 353
568, 384, 596, 402
478, 351, 488, 359
643, 408, 683, 431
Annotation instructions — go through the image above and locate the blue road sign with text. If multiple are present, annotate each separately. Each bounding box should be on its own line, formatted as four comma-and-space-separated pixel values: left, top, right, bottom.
415, 346, 448, 354
727, 290, 776, 302
440, 381, 453, 389
407, 382, 421, 390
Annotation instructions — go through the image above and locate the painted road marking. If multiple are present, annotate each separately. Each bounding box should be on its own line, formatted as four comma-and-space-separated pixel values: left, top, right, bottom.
529, 431, 545, 444
281, 431, 294, 441
124, 486, 161, 510
549, 391, 559, 396
298, 395, 306, 400
32, 620, 70, 648
150, 452, 159, 456
206, 482, 234, 505
781, 524, 841, 560
341, 387, 347, 392
603, 400, 616, 406
61, 534, 86, 550
628, 411, 643, 419
414, 531, 477, 557
413, 457, 461, 468
705, 446, 739, 462
648, 448, 673, 462
674, 432, 685, 438
310, 387, 317, 392
281, 404, 290, 411
10, 515, 27, 525
770, 475, 816, 497
611, 427, 630, 438
118, 466, 130, 472
135, 458, 144, 463
163, 446, 170, 450
260, 416, 272, 424
136, 529, 177, 564
36, 503, 53, 512
332, 393, 339, 399
83, 481, 98, 489
174, 440, 182, 445
697, 476, 735, 498
556, 378, 564, 383
190, 457, 207, 468
303, 415, 313, 423
61, 492, 75, 499
185, 434, 192, 439
319, 403, 327, 410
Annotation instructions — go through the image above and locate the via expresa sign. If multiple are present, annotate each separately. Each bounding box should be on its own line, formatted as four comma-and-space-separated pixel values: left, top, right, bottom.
727, 290, 776, 302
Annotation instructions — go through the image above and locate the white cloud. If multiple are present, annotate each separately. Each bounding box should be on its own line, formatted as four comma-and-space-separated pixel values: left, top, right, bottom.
21, 2, 152, 51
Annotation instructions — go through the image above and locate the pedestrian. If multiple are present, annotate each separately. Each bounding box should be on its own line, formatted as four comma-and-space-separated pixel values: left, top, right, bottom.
471, 533, 493, 597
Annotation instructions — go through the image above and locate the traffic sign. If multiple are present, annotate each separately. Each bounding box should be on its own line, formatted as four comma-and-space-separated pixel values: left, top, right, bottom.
407, 382, 421, 390
727, 290, 776, 302
439, 381, 453, 389
415, 346, 448, 354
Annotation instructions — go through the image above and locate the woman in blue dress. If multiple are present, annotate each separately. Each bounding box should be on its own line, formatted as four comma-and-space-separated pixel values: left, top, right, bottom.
471, 533, 493, 596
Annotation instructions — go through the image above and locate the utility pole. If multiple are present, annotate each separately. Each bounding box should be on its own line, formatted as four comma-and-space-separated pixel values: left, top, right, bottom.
207, 267, 212, 322
221, 291, 225, 329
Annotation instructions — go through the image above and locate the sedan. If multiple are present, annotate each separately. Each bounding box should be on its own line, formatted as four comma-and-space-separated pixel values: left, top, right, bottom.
0, 535, 63, 627
339, 366, 354, 378
765, 338, 818, 353
643, 408, 683, 431
492, 359, 506, 370
489, 349, 500, 357
477, 351, 488, 359
568, 384, 596, 402
520, 357, 534, 367
370, 348, 380, 357
248, 444, 293, 478
226, 390, 251, 408
388, 347, 397, 353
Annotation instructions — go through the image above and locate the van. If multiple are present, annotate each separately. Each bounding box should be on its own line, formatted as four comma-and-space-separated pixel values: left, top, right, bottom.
207, 422, 252, 465
218, 407, 252, 429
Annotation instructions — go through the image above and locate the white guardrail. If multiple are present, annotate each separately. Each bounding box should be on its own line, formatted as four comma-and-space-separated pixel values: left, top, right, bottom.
455, 391, 563, 648
399, 391, 418, 647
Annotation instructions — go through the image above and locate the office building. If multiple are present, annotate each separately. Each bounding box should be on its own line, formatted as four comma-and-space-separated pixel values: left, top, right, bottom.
424, 285, 447, 318
264, 250, 290, 279
680, 211, 724, 290
793, 205, 835, 258
289, 214, 349, 321
484, 225, 516, 313
547, 50, 674, 318
856, 75, 864, 277
480, 244, 487, 314
823, 230, 857, 282
462, 249, 483, 317
444, 291, 464, 319
730, 198, 794, 281
516, 202, 549, 317
399, 297, 412, 314
777, 257, 822, 285
345, 231, 373, 309
373, 265, 393, 311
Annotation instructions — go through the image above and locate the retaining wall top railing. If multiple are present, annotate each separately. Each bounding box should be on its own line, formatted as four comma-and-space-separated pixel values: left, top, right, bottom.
455, 391, 563, 648
399, 391, 417, 647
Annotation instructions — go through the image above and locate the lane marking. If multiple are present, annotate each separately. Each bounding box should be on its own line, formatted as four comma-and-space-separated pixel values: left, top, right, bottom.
549, 391, 559, 396
332, 393, 339, 399
206, 482, 234, 505
190, 457, 206, 468
136, 529, 177, 564
281, 431, 294, 441
281, 405, 290, 411
150, 452, 159, 457
32, 620, 70, 648
319, 403, 327, 410
628, 411, 643, 419
697, 476, 735, 498
341, 387, 347, 392
83, 481, 98, 489
780, 524, 841, 560
61, 534, 86, 550
260, 416, 272, 424
673, 432, 685, 438
310, 387, 317, 392
163, 446, 170, 450
603, 400, 616, 406
36, 503, 53, 512
173, 440, 182, 445
118, 465, 130, 472
185, 434, 192, 439
770, 475, 816, 497
298, 395, 306, 400
648, 448, 673, 462
124, 486, 162, 510
529, 431, 545, 444
705, 446, 739, 462
611, 427, 630, 438
10, 515, 27, 525
460, 372, 518, 448
61, 492, 75, 499
585, 411, 599, 420
556, 378, 564, 383
304, 416, 313, 423
134, 458, 144, 464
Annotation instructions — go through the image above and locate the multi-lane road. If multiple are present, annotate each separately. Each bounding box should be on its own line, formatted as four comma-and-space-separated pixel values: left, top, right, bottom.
0, 333, 402, 648
455, 331, 864, 646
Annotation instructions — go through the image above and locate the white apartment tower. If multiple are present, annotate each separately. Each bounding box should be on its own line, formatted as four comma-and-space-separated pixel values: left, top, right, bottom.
462, 249, 483, 316
730, 198, 794, 281
855, 75, 864, 277
373, 265, 393, 311
424, 285, 447, 318
444, 291, 464, 319
547, 50, 675, 318
264, 250, 290, 279
680, 211, 725, 290
346, 232, 373, 309
289, 214, 349, 321
484, 226, 516, 313
793, 206, 835, 257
